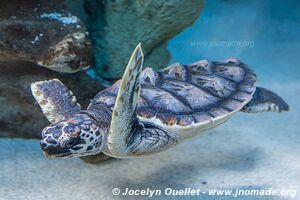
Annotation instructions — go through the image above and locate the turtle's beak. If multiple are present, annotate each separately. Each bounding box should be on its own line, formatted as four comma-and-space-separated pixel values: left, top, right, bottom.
40, 140, 72, 158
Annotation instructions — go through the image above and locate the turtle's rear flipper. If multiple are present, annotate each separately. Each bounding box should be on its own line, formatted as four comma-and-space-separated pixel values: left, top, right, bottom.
241, 87, 289, 113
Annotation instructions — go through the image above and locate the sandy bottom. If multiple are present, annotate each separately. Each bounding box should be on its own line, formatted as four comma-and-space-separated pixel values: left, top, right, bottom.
0, 82, 299, 200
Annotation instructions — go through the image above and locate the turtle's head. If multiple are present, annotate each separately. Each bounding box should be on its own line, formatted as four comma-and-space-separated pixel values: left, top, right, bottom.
40, 113, 107, 158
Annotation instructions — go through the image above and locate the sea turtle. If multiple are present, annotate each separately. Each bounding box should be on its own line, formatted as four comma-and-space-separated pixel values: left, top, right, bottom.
31, 44, 289, 160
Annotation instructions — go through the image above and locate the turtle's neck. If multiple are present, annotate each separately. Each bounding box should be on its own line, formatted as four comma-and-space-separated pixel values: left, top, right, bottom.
80, 102, 112, 129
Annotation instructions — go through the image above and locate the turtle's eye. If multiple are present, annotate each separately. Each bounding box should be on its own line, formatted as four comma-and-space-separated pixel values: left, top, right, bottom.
63, 125, 81, 135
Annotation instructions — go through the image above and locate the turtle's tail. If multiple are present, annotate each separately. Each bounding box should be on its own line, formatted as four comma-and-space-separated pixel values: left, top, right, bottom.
241, 87, 289, 113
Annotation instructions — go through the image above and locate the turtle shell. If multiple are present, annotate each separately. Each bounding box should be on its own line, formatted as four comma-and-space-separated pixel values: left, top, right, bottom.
90, 58, 256, 138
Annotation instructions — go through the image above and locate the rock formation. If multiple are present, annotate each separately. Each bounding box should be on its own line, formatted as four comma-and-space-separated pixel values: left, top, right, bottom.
0, 61, 103, 138
0, 0, 204, 138
84, 0, 204, 78
0, 0, 91, 73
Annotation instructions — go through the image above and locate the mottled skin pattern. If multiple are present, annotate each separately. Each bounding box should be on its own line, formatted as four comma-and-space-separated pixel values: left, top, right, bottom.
40, 113, 107, 157
31, 44, 289, 160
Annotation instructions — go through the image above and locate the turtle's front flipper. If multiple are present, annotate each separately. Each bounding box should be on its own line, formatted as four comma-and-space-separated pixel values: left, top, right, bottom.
241, 87, 289, 113
108, 44, 143, 156
108, 44, 178, 157
31, 79, 81, 123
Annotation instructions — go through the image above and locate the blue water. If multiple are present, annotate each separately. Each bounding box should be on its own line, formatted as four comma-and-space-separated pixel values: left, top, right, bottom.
169, 0, 300, 83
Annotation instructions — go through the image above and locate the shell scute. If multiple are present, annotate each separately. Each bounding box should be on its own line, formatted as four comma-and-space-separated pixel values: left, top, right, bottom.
238, 82, 256, 94
137, 97, 148, 109
213, 64, 246, 82
92, 59, 257, 132
176, 115, 194, 126
222, 99, 244, 111
137, 108, 155, 119
159, 63, 187, 81
189, 60, 211, 73
193, 112, 213, 123
141, 88, 191, 113
208, 107, 229, 118
231, 91, 252, 102
139, 67, 160, 86
189, 74, 236, 98
156, 113, 177, 126
160, 80, 220, 111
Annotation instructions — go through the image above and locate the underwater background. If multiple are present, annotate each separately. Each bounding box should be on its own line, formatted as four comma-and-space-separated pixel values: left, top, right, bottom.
0, 0, 299, 199
170, 0, 300, 82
